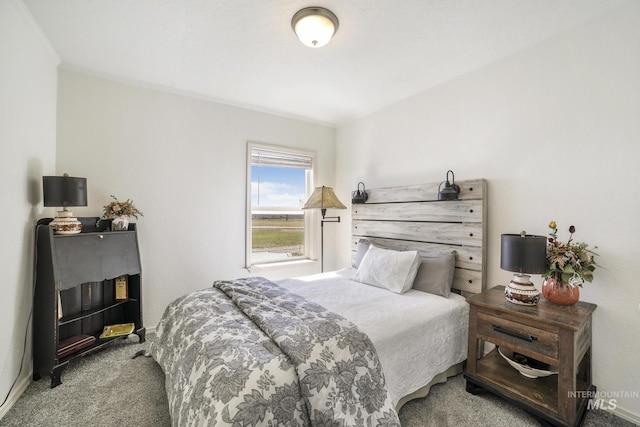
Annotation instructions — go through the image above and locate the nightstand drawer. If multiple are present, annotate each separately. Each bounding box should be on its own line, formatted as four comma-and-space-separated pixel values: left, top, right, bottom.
477, 311, 558, 361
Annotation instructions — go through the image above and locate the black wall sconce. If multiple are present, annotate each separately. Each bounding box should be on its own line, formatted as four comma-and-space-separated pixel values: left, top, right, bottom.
351, 182, 368, 204
438, 170, 460, 201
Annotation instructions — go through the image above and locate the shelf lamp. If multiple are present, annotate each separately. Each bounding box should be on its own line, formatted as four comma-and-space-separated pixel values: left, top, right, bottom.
43, 173, 87, 234
438, 170, 460, 200
501, 232, 547, 305
303, 186, 346, 272
291, 7, 339, 48
351, 182, 368, 204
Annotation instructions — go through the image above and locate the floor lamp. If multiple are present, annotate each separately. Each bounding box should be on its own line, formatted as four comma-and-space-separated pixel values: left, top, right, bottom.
303, 186, 346, 272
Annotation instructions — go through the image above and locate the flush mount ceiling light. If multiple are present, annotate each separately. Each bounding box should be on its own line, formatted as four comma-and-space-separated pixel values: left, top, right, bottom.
291, 7, 339, 48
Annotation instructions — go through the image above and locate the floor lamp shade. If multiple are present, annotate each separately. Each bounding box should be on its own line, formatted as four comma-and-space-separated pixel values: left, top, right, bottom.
43, 174, 87, 234
302, 186, 346, 272
303, 186, 346, 212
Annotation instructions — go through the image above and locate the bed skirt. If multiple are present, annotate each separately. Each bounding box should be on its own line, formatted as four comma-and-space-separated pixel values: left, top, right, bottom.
395, 362, 464, 411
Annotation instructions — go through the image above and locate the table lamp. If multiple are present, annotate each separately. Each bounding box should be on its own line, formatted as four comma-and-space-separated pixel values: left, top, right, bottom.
43, 173, 87, 234
500, 232, 547, 305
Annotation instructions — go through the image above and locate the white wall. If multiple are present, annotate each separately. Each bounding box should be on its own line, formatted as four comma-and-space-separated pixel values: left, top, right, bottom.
55, 70, 337, 327
0, 0, 59, 416
337, 1, 640, 420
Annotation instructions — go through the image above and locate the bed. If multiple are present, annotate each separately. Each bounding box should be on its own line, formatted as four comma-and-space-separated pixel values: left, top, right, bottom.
149, 178, 487, 426
276, 268, 470, 410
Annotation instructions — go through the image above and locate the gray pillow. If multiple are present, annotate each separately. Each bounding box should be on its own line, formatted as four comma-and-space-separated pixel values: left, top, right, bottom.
412, 251, 457, 297
353, 239, 371, 268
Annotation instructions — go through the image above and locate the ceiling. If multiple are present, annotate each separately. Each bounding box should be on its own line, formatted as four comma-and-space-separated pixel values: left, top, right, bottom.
23, 0, 626, 126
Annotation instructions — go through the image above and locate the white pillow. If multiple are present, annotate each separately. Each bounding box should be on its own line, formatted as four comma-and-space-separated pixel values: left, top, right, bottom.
353, 245, 421, 294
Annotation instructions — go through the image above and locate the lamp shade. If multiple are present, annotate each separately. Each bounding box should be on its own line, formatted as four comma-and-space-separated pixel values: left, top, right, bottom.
43, 175, 87, 207
303, 186, 346, 210
500, 233, 547, 274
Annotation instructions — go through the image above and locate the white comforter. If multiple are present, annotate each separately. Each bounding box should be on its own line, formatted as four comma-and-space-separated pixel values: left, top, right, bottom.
277, 268, 469, 407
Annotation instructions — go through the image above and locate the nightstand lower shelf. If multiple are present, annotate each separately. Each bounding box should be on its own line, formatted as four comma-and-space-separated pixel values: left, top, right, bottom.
465, 348, 594, 425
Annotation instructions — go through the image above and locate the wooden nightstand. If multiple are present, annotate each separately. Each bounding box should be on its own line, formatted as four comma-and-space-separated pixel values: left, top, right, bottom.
464, 286, 596, 427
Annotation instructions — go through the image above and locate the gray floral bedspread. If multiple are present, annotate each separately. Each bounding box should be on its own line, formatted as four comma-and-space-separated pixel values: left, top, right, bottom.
149, 276, 400, 426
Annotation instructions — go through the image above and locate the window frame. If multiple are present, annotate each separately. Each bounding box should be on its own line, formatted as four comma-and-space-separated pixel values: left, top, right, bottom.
245, 142, 317, 268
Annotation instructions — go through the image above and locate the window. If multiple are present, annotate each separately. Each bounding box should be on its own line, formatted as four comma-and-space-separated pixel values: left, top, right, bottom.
247, 143, 315, 266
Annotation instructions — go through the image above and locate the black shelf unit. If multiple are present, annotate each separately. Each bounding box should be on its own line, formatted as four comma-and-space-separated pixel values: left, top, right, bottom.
33, 217, 145, 387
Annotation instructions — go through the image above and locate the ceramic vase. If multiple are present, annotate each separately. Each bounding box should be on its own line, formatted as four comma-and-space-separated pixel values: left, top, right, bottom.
111, 216, 129, 231
541, 276, 580, 305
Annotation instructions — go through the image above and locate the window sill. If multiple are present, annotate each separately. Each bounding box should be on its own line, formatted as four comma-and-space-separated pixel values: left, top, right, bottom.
248, 258, 318, 277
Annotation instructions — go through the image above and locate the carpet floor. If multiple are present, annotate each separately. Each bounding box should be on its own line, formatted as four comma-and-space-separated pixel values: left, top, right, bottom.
1, 336, 635, 427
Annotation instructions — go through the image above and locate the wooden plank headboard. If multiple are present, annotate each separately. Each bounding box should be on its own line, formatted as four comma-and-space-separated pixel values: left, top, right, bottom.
351, 178, 487, 295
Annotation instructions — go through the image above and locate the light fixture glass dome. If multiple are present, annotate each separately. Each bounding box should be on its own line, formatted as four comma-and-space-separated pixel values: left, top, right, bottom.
291, 7, 339, 48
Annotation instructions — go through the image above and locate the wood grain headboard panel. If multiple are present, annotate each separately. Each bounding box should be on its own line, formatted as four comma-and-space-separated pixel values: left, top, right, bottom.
351, 178, 487, 295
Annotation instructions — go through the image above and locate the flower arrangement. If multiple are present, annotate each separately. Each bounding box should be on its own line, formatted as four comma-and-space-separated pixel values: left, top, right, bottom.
102, 195, 143, 219
545, 221, 597, 286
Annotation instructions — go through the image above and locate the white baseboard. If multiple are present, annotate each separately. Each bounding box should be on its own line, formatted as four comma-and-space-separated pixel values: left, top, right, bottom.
611, 405, 640, 425
0, 370, 32, 420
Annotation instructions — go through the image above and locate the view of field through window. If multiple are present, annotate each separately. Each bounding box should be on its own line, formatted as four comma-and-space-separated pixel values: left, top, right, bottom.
251, 214, 304, 255
250, 150, 311, 263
